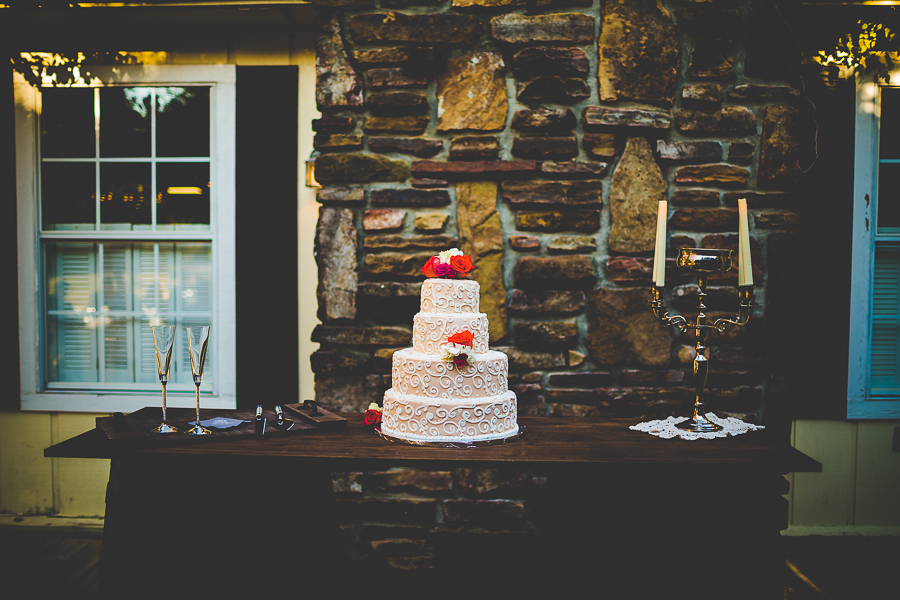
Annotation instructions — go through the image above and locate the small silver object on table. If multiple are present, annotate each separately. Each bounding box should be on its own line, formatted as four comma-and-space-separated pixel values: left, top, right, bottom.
274, 405, 294, 431
650, 248, 754, 433
254, 404, 266, 437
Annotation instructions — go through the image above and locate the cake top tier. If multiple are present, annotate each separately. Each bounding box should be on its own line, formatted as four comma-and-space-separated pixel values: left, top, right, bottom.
421, 279, 480, 314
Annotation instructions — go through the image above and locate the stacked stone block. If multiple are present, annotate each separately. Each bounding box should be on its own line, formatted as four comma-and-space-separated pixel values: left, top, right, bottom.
312, 0, 800, 577
331, 466, 545, 587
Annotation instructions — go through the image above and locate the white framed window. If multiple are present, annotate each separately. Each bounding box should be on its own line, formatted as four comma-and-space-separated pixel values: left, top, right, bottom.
848, 72, 900, 418
15, 65, 236, 412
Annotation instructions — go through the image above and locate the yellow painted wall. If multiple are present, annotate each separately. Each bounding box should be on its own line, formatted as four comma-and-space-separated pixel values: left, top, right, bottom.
1, 33, 319, 519
167, 28, 320, 400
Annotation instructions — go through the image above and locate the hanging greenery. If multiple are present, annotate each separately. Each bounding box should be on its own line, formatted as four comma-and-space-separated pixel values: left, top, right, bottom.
11, 51, 133, 87
818, 21, 900, 82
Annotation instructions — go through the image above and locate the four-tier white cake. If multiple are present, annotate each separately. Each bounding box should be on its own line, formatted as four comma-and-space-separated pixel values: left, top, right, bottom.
381, 278, 519, 442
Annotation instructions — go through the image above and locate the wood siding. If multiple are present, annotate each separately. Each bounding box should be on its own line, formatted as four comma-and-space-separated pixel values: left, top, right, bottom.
789, 420, 900, 530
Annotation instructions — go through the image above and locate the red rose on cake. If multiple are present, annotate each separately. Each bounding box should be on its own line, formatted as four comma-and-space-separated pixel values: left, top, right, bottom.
449, 255, 474, 275
420, 248, 476, 279
441, 329, 474, 368
363, 403, 382, 427
447, 330, 474, 347
421, 256, 441, 278
434, 262, 454, 278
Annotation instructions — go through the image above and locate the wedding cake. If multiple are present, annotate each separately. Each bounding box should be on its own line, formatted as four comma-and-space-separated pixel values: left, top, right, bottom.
381, 249, 519, 442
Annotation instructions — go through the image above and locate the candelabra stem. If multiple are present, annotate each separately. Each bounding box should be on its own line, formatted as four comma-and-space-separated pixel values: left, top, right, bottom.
678, 273, 723, 432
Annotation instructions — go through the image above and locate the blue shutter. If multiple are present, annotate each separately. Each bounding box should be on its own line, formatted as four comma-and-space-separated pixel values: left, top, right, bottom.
871, 244, 900, 395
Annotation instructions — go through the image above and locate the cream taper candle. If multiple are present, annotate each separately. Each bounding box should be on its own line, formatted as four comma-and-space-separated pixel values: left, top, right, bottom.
653, 200, 667, 286
737, 198, 753, 286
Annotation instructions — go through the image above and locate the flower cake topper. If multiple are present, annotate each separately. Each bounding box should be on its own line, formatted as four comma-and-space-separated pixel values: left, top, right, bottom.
421, 248, 475, 279
442, 330, 474, 368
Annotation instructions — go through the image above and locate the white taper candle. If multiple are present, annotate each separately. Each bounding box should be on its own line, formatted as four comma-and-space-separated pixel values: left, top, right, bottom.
653, 200, 667, 287
737, 198, 753, 286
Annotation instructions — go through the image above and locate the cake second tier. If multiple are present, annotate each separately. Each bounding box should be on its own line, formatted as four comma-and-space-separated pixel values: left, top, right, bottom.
413, 312, 489, 355
391, 347, 508, 398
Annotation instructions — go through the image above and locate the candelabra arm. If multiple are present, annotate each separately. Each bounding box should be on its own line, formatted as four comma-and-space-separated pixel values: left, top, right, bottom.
711, 285, 755, 332
650, 286, 690, 332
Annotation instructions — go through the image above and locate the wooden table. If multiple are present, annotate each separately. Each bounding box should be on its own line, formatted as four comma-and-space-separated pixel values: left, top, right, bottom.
46, 415, 820, 600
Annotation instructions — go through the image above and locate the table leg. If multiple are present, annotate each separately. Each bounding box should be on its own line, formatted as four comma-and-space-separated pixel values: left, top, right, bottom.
98, 455, 342, 599
540, 466, 789, 600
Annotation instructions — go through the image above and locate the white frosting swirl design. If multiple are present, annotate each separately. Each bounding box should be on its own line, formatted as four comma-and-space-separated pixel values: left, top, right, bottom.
392, 348, 508, 398
382, 389, 517, 442
413, 313, 489, 355
420, 279, 480, 314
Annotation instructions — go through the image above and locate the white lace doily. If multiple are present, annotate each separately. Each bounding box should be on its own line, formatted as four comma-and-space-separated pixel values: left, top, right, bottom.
629, 413, 765, 440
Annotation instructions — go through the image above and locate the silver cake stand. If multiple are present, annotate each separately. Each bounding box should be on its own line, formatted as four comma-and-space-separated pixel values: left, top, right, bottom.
374, 424, 526, 448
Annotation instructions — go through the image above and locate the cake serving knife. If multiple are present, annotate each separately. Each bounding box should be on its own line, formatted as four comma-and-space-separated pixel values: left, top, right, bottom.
274, 405, 294, 431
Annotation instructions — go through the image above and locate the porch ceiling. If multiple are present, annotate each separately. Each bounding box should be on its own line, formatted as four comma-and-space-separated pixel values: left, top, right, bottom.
3, 2, 316, 49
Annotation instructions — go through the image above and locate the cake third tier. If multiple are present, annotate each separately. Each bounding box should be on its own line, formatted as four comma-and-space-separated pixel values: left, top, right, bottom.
391, 347, 508, 398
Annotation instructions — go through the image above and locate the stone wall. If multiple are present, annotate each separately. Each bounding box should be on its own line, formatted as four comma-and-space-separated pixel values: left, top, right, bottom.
311, 0, 799, 582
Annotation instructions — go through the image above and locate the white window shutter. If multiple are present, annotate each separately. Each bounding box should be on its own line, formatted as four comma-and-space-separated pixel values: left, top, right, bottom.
53, 244, 98, 382
102, 244, 135, 383
136, 243, 175, 383
177, 245, 212, 385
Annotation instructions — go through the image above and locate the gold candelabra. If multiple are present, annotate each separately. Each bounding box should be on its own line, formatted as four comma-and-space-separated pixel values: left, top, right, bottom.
649, 248, 754, 432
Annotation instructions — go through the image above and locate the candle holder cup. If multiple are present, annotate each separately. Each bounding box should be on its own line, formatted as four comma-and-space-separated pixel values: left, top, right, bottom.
650, 248, 754, 432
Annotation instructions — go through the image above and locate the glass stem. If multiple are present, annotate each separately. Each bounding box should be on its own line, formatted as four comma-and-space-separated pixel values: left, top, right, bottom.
161, 382, 168, 424
194, 383, 201, 427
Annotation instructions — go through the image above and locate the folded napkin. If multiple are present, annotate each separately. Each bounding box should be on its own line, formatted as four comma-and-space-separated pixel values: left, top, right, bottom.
188, 417, 249, 429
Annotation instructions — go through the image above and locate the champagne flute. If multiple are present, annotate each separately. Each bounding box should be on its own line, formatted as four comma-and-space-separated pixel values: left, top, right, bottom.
151, 325, 178, 434
185, 326, 212, 436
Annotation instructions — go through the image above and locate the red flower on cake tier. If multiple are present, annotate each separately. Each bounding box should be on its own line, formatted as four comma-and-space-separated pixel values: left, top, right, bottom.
363, 403, 382, 427
448, 330, 474, 346
442, 330, 474, 368
421, 248, 475, 279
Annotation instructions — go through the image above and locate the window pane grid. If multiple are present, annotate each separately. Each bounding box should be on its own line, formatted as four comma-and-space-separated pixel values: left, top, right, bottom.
39, 85, 211, 235
37, 82, 215, 393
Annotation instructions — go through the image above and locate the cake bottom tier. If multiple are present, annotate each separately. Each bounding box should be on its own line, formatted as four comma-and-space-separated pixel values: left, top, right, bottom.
382, 389, 518, 442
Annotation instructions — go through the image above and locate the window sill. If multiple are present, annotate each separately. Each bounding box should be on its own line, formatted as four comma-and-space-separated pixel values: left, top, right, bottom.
21, 391, 236, 413
847, 397, 900, 419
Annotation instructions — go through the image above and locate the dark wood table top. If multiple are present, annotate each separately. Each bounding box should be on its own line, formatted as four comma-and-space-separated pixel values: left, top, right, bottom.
45, 414, 821, 473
